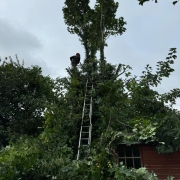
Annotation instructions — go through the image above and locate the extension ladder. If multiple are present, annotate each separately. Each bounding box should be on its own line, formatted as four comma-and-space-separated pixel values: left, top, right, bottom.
77, 79, 93, 160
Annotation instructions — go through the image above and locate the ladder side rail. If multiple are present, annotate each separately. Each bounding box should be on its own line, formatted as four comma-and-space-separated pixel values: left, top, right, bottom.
88, 84, 93, 145
81, 79, 88, 125
89, 97, 93, 124
77, 125, 83, 160
88, 124, 92, 145
89, 84, 93, 124
81, 98, 86, 125
88, 98, 92, 145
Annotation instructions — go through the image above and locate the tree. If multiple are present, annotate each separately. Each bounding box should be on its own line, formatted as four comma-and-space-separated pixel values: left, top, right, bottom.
58, 0, 180, 172
63, 0, 97, 60
93, 0, 126, 62
0, 56, 55, 146
63, 0, 126, 62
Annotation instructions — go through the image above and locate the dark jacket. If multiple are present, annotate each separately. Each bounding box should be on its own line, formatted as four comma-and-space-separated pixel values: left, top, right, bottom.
70, 55, 80, 64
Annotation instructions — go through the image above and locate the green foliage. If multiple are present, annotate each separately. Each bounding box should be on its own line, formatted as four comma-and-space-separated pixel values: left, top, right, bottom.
0, 57, 55, 146
173, 1, 179, 5
63, 0, 126, 60
62, 48, 180, 155
0, 133, 159, 179
155, 109, 180, 153
0, 136, 75, 180
113, 166, 158, 180
74, 145, 158, 180
138, 0, 179, 5
138, 0, 157, 5
63, 0, 97, 59
0, 49, 179, 180
0, 137, 40, 179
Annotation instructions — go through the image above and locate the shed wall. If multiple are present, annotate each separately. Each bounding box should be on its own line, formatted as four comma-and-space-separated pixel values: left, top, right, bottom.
140, 145, 180, 180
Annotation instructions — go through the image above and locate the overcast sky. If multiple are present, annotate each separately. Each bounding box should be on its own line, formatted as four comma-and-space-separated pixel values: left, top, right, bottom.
0, 0, 180, 108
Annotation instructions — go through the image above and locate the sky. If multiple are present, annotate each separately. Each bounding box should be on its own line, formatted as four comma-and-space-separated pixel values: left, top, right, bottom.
0, 0, 180, 108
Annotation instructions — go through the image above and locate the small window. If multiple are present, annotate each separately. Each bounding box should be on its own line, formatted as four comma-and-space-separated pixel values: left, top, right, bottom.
117, 145, 142, 169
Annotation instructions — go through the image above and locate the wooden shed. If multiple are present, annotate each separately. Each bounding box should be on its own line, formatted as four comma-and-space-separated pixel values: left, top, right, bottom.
116, 144, 180, 180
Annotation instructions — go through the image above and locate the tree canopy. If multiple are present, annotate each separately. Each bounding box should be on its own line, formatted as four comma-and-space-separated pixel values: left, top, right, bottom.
63, 0, 126, 61
0, 56, 55, 147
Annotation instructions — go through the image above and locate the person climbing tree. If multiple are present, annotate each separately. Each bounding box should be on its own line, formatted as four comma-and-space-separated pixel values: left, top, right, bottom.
70, 53, 80, 66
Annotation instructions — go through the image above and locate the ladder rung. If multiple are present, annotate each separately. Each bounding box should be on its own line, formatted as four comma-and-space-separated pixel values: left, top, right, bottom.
83, 116, 90, 119
81, 138, 89, 140
82, 132, 89, 133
